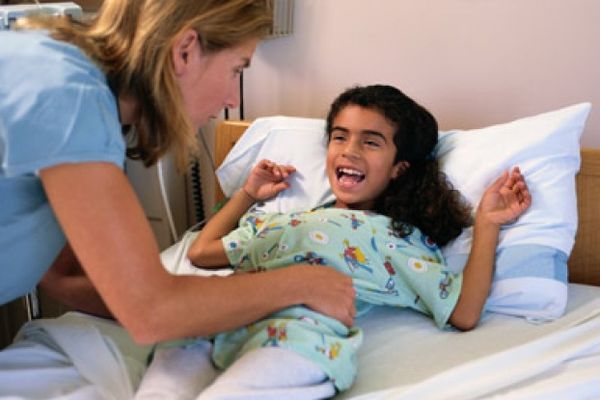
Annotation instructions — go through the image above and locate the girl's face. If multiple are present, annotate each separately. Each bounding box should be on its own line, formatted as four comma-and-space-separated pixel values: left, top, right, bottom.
173, 31, 258, 129
327, 105, 404, 210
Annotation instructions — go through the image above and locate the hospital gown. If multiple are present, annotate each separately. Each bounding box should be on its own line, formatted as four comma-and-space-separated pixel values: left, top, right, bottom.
214, 207, 462, 390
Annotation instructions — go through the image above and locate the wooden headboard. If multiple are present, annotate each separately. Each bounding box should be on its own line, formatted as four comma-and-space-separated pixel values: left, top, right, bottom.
570, 149, 600, 285
213, 120, 600, 286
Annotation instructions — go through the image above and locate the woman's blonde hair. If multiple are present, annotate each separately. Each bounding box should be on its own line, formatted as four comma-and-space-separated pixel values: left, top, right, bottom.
17, 0, 272, 171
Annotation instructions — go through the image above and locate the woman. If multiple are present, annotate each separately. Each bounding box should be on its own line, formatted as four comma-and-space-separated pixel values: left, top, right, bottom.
0, 0, 355, 346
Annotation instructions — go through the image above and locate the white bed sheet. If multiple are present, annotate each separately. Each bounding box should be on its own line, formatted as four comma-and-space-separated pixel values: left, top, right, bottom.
342, 283, 600, 399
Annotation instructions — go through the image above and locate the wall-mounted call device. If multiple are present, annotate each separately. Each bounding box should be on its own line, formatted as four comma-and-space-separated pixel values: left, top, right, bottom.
0, 2, 82, 30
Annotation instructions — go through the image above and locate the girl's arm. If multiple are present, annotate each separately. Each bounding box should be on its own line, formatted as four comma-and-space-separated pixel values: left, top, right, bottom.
449, 167, 531, 331
40, 161, 355, 344
187, 159, 295, 267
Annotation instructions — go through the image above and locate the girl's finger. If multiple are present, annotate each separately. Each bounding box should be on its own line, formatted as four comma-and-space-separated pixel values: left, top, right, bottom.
490, 170, 510, 192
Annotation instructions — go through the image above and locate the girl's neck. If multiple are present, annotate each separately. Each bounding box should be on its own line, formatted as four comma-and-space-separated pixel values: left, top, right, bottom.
333, 199, 374, 210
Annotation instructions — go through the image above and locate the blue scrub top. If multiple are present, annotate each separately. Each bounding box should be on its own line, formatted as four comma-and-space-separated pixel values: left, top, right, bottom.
0, 30, 125, 304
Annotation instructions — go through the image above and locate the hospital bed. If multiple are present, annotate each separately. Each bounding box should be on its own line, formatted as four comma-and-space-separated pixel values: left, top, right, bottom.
191, 109, 600, 399
1, 105, 600, 399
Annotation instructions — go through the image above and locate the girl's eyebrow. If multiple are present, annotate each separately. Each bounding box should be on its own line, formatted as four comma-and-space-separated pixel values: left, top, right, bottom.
331, 126, 387, 142
362, 130, 387, 143
331, 126, 349, 133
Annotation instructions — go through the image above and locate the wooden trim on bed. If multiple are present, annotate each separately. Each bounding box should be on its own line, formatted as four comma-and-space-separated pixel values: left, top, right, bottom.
214, 121, 252, 205
213, 120, 600, 286
570, 148, 600, 286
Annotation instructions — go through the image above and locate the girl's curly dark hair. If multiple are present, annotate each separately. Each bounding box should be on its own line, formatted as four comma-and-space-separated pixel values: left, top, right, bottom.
326, 85, 472, 246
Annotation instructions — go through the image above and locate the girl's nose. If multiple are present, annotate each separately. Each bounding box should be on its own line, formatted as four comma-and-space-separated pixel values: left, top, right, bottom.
342, 138, 361, 158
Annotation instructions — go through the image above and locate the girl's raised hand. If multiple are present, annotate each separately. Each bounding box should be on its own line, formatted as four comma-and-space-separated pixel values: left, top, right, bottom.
478, 167, 532, 226
242, 159, 296, 202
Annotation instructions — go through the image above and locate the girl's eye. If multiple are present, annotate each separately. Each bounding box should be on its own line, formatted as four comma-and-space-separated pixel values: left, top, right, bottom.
365, 139, 381, 147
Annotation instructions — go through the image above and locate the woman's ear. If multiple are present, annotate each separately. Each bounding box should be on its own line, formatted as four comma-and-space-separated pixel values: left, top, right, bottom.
391, 161, 410, 179
172, 28, 201, 76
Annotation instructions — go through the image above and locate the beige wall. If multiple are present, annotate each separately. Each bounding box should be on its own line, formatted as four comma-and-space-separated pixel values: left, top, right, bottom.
242, 0, 599, 146
200, 0, 600, 216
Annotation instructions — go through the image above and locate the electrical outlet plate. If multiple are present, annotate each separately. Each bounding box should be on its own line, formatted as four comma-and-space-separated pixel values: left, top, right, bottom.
0, 2, 82, 30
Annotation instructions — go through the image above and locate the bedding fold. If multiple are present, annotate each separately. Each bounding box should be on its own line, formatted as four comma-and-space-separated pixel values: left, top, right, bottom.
0, 312, 151, 400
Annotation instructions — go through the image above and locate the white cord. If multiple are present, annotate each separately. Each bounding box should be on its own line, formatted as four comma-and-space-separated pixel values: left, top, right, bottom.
24, 289, 40, 320
157, 127, 216, 242
156, 158, 179, 244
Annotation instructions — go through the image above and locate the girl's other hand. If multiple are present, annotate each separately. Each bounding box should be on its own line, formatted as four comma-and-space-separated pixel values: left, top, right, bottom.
478, 167, 532, 226
243, 159, 296, 202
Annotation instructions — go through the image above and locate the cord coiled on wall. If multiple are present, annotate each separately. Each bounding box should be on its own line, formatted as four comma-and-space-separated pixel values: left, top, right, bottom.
189, 159, 205, 225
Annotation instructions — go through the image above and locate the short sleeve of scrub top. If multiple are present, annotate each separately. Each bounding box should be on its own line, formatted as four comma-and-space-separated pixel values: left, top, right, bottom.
0, 30, 125, 304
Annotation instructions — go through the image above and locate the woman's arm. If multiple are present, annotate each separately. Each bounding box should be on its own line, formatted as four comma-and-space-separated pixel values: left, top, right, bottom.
187, 159, 295, 267
40, 161, 353, 344
39, 243, 113, 318
449, 167, 531, 331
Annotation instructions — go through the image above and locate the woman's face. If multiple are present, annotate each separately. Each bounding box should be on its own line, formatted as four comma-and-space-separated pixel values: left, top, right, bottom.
327, 105, 403, 210
174, 33, 259, 129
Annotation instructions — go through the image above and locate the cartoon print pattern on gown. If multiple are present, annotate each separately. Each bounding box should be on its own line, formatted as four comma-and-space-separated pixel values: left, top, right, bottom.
214, 206, 462, 390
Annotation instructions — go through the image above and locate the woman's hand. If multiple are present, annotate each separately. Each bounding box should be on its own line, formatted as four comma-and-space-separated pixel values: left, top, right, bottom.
242, 159, 296, 202
296, 265, 356, 328
239, 264, 357, 327
478, 167, 532, 226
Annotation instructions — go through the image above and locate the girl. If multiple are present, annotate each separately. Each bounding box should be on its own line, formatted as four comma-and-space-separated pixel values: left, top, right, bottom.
188, 85, 531, 397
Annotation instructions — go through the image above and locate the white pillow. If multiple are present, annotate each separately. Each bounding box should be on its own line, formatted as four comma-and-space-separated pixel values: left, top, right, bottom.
215, 103, 592, 320
436, 102, 591, 320
216, 116, 334, 213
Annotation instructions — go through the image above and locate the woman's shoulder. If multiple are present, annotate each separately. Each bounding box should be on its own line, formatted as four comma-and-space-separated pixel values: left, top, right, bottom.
0, 31, 123, 177
1, 30, 106, 90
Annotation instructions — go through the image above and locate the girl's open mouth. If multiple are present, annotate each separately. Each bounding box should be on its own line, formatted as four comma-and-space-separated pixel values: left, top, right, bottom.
336, 167, 365, 187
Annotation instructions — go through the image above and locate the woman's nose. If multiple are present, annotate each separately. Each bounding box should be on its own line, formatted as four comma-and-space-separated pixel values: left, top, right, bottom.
224, 80, 241, 109
224, 92, 239, 109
